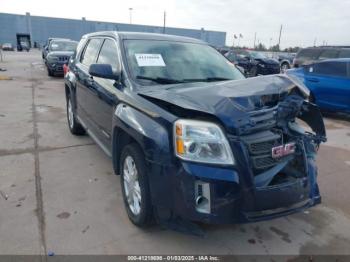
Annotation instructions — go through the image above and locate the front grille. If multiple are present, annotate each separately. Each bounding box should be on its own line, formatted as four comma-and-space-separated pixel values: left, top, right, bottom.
58, 56, 68, 62
241, 130, 291, 172
248, 138, 280, 155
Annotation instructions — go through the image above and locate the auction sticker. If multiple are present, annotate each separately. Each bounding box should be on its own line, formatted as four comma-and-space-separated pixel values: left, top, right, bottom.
135, 54, 166, 67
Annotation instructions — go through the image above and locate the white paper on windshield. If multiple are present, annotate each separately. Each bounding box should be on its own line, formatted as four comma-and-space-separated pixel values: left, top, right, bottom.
51, 44, 58, 48
135, 54, 165, 67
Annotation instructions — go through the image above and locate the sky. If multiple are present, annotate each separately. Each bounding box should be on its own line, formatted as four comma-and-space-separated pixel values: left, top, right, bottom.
1, 0, 349, 48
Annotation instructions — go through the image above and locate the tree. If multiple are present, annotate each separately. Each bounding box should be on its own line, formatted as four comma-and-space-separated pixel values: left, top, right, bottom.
283, 46, 301, 53
255, 43, 267, 51
269, 44, 280, 52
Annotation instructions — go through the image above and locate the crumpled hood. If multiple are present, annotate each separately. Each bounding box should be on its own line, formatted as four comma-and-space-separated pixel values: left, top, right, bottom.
138, 75, 309, 134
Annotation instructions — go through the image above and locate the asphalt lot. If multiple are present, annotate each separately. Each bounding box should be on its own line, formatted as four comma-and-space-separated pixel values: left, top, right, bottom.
1, 50, 350, 256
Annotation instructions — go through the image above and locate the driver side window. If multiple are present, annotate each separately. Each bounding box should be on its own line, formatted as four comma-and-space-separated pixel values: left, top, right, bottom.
96, 39, 120, 72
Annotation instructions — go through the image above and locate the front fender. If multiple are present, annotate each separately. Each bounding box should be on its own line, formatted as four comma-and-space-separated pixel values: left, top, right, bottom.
113, 103, 172, 165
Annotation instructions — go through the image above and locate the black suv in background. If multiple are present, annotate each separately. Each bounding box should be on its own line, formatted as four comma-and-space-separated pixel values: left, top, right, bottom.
42, 38, 70, 59
45, 39, 77, 76
64, 31, 325, 228
225, 49, 280, 77
293, 46, 350, 67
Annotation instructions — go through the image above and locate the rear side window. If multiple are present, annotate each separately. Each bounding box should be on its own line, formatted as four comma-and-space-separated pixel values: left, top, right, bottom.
312, 62, 347, 78
97, 39, 119, 71
318, 49, 339, 59
338, 49, 350, 58
297, 49, 321, 59
80, 38, 103, 66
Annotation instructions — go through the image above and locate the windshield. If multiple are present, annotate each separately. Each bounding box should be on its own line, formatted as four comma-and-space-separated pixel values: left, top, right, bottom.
249, 51, 267, 59
49, 41, 77, 52
124, 40, 244, 85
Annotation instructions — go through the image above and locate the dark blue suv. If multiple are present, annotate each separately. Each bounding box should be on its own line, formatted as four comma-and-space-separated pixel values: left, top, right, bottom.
65, 31, 326, 227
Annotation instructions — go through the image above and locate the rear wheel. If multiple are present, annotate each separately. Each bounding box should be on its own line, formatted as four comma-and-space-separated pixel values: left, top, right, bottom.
66, 95, 85, 135
120, 143, 153, 227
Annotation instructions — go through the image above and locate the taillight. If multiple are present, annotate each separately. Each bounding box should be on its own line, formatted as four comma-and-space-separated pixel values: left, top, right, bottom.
63, 64, 69, 76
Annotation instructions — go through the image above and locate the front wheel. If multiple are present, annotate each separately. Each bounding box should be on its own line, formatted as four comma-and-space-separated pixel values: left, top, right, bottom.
120, 143, 153, 227
281, 62, 290, 73
47, 68, 54, 77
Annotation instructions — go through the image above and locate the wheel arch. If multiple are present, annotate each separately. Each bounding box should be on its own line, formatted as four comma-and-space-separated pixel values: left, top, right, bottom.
112, 103, 172, 175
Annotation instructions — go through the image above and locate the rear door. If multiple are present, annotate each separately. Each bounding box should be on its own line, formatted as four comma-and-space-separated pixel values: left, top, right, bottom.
75, 38, 103, 131
305, 61, 350, 111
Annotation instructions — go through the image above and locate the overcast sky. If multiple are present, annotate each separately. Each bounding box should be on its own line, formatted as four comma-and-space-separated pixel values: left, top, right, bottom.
1, 0, 349, 48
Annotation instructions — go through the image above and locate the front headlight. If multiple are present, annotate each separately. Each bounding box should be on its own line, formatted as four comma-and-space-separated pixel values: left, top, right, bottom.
174, 119, 235, 165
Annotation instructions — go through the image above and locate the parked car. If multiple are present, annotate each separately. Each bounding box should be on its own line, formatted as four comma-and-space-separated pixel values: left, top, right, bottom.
225, 49, 280, 76
17, 41, 30, 52
1, 43, 14, 51
287, 59, 350, 113
65, 31, 326, 227
42, 38, 70, 59
45, 39, 77, 76
293, 46, 350, 68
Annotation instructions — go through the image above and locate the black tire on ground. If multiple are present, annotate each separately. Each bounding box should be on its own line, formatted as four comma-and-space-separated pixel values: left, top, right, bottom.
120, 143, 153, 227
66, 95, 85, 135
281, 62, 290, 73
47, 68, 54, 77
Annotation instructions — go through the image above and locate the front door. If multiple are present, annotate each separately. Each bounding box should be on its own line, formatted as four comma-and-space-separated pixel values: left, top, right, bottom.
89, 38, 121, 150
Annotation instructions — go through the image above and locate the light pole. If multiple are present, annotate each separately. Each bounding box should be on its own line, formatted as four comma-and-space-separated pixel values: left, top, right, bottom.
253, 32, 257, 49
129, 8, 133, 24
163, 11, 166, 34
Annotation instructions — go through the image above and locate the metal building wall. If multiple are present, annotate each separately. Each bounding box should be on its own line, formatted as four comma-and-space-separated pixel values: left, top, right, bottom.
0, 12, 226, 47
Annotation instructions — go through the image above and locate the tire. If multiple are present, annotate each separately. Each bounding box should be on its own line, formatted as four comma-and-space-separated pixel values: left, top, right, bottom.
281, 62, 290, 73
47, 68, 54, 77
66, 95, 85, 135
120, 143, 153, 227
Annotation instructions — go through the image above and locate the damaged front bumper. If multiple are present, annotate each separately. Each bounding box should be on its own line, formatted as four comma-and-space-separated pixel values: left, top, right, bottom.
150, 98, 326, 224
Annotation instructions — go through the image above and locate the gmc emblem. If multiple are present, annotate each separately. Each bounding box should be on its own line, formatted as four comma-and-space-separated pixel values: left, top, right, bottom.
271, 142, 296, 159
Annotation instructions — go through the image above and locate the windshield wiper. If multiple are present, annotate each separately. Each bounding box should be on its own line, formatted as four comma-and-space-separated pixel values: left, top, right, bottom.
136, 76, 184, 84
183, 77, 232, 83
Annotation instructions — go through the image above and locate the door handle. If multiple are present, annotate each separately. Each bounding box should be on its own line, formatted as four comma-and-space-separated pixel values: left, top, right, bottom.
306, 77, 319, 83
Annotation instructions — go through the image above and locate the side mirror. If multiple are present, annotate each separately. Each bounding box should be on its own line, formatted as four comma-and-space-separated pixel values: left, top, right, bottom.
89, 64, 120, 81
